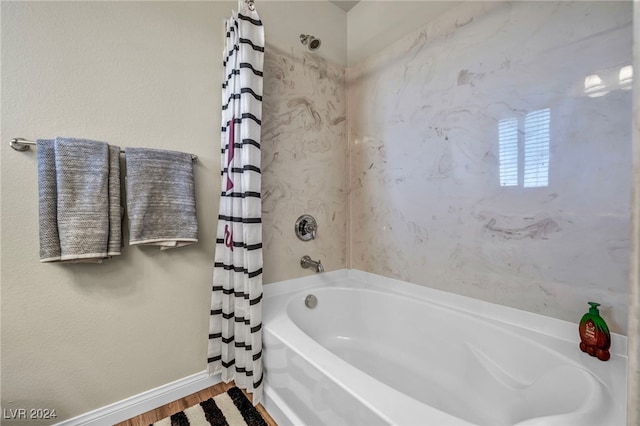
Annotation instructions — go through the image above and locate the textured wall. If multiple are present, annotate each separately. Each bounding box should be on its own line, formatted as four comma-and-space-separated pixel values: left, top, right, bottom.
262, 41, 348, 284
348, 1, 633, 334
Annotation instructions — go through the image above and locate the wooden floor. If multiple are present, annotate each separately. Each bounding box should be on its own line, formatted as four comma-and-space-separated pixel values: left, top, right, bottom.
115, 381, 277, 426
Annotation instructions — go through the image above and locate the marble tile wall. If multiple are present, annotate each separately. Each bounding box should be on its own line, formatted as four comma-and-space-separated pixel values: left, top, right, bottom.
262, 40, 347, 284
348, 1, 633, 333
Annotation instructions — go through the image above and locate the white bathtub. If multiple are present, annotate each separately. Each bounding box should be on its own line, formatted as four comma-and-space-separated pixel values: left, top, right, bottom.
261, 269, 627, 426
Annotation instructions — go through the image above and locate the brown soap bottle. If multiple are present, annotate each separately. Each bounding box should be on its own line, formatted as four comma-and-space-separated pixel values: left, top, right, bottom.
579, 302, 611, 361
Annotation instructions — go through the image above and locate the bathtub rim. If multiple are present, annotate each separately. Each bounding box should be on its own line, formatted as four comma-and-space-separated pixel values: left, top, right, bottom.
263, 268, 627, 357
264, 316, 475, 426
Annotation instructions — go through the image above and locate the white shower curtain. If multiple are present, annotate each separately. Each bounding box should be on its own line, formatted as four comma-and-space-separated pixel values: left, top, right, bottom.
208, 0, 264, 404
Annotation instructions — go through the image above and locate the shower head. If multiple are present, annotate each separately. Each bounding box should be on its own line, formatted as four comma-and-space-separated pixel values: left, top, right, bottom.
300, 34, 321, 51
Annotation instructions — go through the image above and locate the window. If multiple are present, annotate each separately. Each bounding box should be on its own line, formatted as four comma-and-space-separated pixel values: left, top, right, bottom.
498, 108, 550, 188
498, 118, 518, 186
523, 109, 550, 188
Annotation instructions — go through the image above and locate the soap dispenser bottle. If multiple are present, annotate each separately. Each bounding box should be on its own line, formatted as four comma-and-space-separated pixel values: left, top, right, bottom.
579, 302, 611, 361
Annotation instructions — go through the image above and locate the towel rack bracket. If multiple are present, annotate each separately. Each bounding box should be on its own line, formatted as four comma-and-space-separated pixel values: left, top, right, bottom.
11, 138, 32, 152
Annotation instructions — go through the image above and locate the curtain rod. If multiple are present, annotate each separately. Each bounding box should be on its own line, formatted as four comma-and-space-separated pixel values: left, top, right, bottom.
9, 138, 198, 162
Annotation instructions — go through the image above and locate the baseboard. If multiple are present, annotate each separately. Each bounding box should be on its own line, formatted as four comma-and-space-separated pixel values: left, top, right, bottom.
54, 371, 222, 426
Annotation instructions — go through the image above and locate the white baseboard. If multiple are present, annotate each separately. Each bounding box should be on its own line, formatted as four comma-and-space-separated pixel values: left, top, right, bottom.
54, 371, 222, 426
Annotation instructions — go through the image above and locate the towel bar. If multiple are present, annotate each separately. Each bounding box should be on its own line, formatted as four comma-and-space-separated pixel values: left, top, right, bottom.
9, 138, 198, 162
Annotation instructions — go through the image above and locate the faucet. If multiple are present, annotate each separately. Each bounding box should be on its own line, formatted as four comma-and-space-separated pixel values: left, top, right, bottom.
300, 255, 324, 273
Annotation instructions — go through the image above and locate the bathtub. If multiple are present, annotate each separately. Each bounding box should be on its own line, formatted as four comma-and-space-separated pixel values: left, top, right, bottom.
261, 269, 627, 426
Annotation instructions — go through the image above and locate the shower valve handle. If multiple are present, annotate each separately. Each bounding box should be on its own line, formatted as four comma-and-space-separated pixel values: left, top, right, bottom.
295, 214, 318, 241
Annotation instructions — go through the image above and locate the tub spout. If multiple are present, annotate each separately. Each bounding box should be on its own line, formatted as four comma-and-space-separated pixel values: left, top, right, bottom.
301, 255, 324, 273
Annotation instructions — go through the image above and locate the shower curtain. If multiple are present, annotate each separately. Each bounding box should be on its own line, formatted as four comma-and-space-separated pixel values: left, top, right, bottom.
208, 0, 264, 404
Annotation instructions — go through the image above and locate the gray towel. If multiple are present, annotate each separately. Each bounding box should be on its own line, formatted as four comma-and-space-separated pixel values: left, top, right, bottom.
37, 139, 61, 262
125, 147, 198, 250
107, 145, 122, 256
37, 138, 122, 263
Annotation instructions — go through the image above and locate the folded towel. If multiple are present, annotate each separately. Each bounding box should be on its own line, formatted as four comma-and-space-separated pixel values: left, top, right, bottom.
37, 139, 61, 262
37, 138, 122, 263
125, 147, 198, 250
107, 145, 123, 256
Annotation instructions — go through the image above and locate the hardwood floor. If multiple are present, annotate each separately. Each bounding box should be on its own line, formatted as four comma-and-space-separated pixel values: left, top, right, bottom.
115, 381, 278, 426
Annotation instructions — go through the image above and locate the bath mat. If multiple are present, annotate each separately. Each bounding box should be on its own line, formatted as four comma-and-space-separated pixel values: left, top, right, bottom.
150, 387, 267, 426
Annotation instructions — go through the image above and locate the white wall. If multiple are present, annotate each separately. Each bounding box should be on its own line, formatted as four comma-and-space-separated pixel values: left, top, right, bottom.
347, 0, 459, 65
0, 1, 345, 422
348, 1, 633, 333
262, 0, 347, 66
